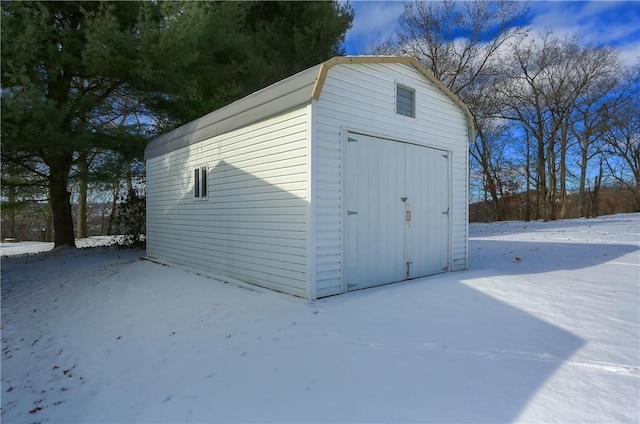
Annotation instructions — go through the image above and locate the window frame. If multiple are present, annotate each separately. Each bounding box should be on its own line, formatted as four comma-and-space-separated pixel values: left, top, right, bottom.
193, 165, 208, 200
396, 83, 416, 118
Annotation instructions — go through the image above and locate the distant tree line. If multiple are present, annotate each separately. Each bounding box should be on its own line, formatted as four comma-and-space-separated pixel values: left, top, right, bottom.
374, 0, 639, 222
1, 1, 353, 244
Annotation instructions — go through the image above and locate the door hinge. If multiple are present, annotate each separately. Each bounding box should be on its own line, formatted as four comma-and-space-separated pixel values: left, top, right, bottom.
442, 208, 449, 216
347, 137, 358, 143
347, 210, 358, 216
442, 153, 449, 159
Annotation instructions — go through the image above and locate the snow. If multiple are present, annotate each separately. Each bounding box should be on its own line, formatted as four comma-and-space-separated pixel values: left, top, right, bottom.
0, 236, 120, 256
2, 214, 639, 422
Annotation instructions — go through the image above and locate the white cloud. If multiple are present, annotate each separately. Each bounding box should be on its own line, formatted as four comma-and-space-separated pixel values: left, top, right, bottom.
528, 1, 640, 63
619, 40, 640, 65
343, 1, 407, 53
342, 1, 639, 64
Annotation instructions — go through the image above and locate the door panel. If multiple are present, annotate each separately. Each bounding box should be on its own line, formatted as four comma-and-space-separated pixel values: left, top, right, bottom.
346, 134, 405, 290
346, 133, 449, 291
405, 143, 450, 277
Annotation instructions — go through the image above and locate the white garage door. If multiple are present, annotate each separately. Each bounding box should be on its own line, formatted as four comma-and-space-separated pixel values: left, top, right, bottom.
345, 133, 450, 290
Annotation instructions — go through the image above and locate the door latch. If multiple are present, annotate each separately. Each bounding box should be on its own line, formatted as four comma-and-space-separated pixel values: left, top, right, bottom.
405, 202, 411, 228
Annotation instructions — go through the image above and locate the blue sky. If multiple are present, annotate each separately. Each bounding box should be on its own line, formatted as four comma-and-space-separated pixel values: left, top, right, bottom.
342, 1, 640, 64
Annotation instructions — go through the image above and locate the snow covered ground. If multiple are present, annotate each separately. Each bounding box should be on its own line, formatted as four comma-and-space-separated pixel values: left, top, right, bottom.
0, 236, 121, 256
2, 214, 639, 423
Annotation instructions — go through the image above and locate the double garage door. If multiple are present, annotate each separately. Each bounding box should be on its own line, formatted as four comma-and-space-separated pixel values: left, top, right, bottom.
346, 133, 450, 290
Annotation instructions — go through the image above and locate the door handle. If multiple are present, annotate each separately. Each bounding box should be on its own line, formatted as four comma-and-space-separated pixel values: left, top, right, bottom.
406, 211, 411, 222
405, 202, 411, 228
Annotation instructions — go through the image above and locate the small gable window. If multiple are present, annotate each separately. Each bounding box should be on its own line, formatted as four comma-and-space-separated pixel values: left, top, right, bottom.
396, 84, 415, 118
194, 166, 208, 199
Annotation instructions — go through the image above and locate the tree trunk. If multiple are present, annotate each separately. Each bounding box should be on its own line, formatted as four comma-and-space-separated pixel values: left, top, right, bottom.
7, 186, 17, 238
483, 175, 490, 222
559, 122, 568, 219
591, 158, 604, 217
45, 210, 54, 242
125, 159, 133, 193
525, 134, 531, 221
634, 165, 640, 212
77, 151, 89, 239
473, 128, 503, 222
546, 137, 557, 221
47, 153, 76, 247
100, 205, 107, 236
107, 180, 120, 236
536, 133, 547, 221
578, 145, 589, 217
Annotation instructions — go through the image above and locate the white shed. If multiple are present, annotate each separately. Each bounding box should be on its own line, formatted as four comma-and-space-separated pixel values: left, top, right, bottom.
144, 56, 473, 300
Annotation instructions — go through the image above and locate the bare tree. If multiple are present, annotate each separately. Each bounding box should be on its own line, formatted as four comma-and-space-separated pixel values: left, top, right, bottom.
558, 44, 621, 218
570, 48, 622, 217
495, 32, 621, 220
496, 32, 557, 221
373, 0, 529, 221
602, 66, 640, 211
381, 0, 529, 95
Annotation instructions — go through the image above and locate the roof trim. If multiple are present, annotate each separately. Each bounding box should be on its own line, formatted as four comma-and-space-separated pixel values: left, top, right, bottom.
311, 56, 475, 142
144, 65, 320, 160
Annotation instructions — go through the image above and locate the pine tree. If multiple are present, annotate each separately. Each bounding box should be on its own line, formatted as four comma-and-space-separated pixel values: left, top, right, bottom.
1, 1, 353, 247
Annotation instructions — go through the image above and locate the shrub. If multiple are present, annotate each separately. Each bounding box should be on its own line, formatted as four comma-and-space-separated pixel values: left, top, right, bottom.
112, 190, 146, 248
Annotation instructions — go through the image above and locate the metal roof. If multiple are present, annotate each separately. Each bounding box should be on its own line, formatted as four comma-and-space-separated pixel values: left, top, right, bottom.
144, 56, 474, 159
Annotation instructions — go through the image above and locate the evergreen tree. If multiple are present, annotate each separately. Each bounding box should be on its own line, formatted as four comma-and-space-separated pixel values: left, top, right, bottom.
1, 1, 353, 247
1, 2, 157, 247
146, 1, 353, 129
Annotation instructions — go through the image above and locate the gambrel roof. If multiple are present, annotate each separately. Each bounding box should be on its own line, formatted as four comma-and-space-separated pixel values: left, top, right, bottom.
144, 56, 473, 160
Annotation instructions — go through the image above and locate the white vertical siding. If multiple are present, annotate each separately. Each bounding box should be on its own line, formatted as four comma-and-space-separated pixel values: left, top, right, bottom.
313, 63, 469, 297
146, 108, 310, 297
